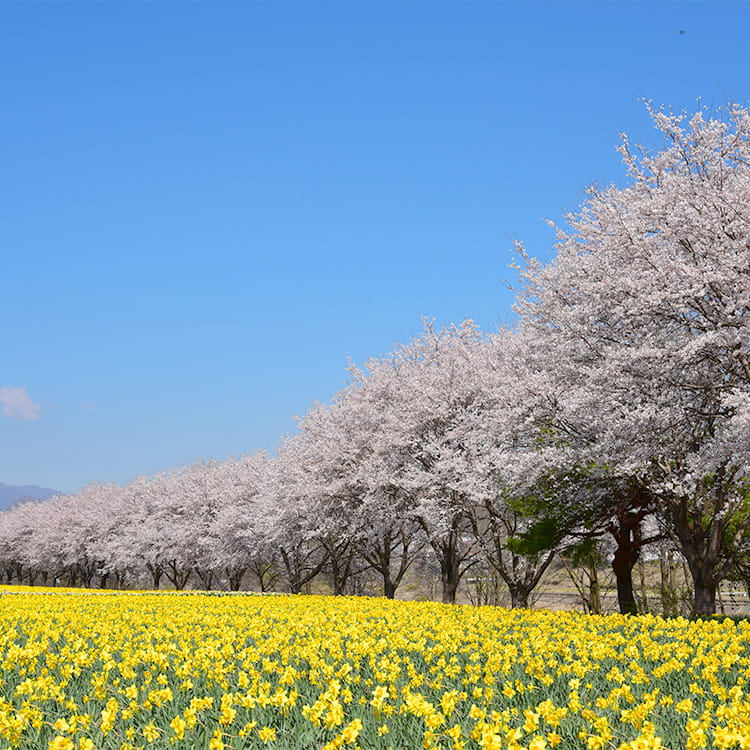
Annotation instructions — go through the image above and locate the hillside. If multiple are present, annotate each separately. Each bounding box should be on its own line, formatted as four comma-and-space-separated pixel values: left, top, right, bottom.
0, 483, 60, 511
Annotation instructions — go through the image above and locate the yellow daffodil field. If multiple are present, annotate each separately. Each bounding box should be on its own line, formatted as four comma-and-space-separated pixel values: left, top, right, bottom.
1, 589, 749, 750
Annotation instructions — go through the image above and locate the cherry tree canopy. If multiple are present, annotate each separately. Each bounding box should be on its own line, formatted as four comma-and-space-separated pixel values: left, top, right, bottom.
515, 102, 750, 613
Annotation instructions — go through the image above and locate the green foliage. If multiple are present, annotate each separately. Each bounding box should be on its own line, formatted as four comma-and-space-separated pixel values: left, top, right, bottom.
561, 538, 604, 568
507, 517, 563, 556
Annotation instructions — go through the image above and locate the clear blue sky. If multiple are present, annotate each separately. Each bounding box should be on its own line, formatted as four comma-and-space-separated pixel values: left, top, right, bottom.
2, 1, 748, 493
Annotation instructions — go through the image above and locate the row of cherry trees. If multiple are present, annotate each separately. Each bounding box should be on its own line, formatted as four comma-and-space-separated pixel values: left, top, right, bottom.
2, 101, 749, 614
0, 323, 558, 607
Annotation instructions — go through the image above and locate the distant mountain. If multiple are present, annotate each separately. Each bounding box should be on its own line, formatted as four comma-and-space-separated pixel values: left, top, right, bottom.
0, 482, 60, 511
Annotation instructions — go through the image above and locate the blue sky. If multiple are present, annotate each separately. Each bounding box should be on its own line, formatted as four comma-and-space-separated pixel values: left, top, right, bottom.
2, 1, 749, 493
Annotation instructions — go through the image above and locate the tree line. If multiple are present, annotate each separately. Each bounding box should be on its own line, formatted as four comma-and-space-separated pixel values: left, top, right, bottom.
2, 101, 750, 615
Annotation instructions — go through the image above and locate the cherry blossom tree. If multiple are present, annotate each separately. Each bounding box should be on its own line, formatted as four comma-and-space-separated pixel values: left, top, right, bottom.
345, 320, 499, 604
210, 452, 277, 591
55, 483, 126, 587
515, 101, 750, 614
266, 438, 330, 594
0, 499, 54, 584
113, 472, 184, 589
511, 468, 665, 614
289, 401, 369, 595
170, 458, 255, 590
289, 365, 430, 598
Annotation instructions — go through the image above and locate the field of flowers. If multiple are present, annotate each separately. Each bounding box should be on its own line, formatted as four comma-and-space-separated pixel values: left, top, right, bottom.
0, 589, 749, 749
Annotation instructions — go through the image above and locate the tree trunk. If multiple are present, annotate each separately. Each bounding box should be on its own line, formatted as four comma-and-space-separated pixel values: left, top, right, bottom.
612, 547, 638, 615
638, 556, 649, 613
147, 564, 163, 590
383, 575, 397, 600
360, 526, 418, 600
665, 470, 748, 617
329, 550, 352, 596
79, 567, 94, 588
195, 568, 214, 590
688, 553, 717, 616
366, 533, 398, 599
509, 585, 530, 609
246, 558, 279, 592
717, 584, 726, 615
321, 537, 358, 596
280, 549, 302, 594
279, 545, 328, 595
588, 562, 601, 614
672, 506, 719, 616
607, 499, 653, 615
693, 582, 717, 616
441, 565, 459, 604
660, 549, 677, 616
439, 536, 461, 604
226, 568, 246, 591
165, 562, 191, 590
426, 512, 478, 605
